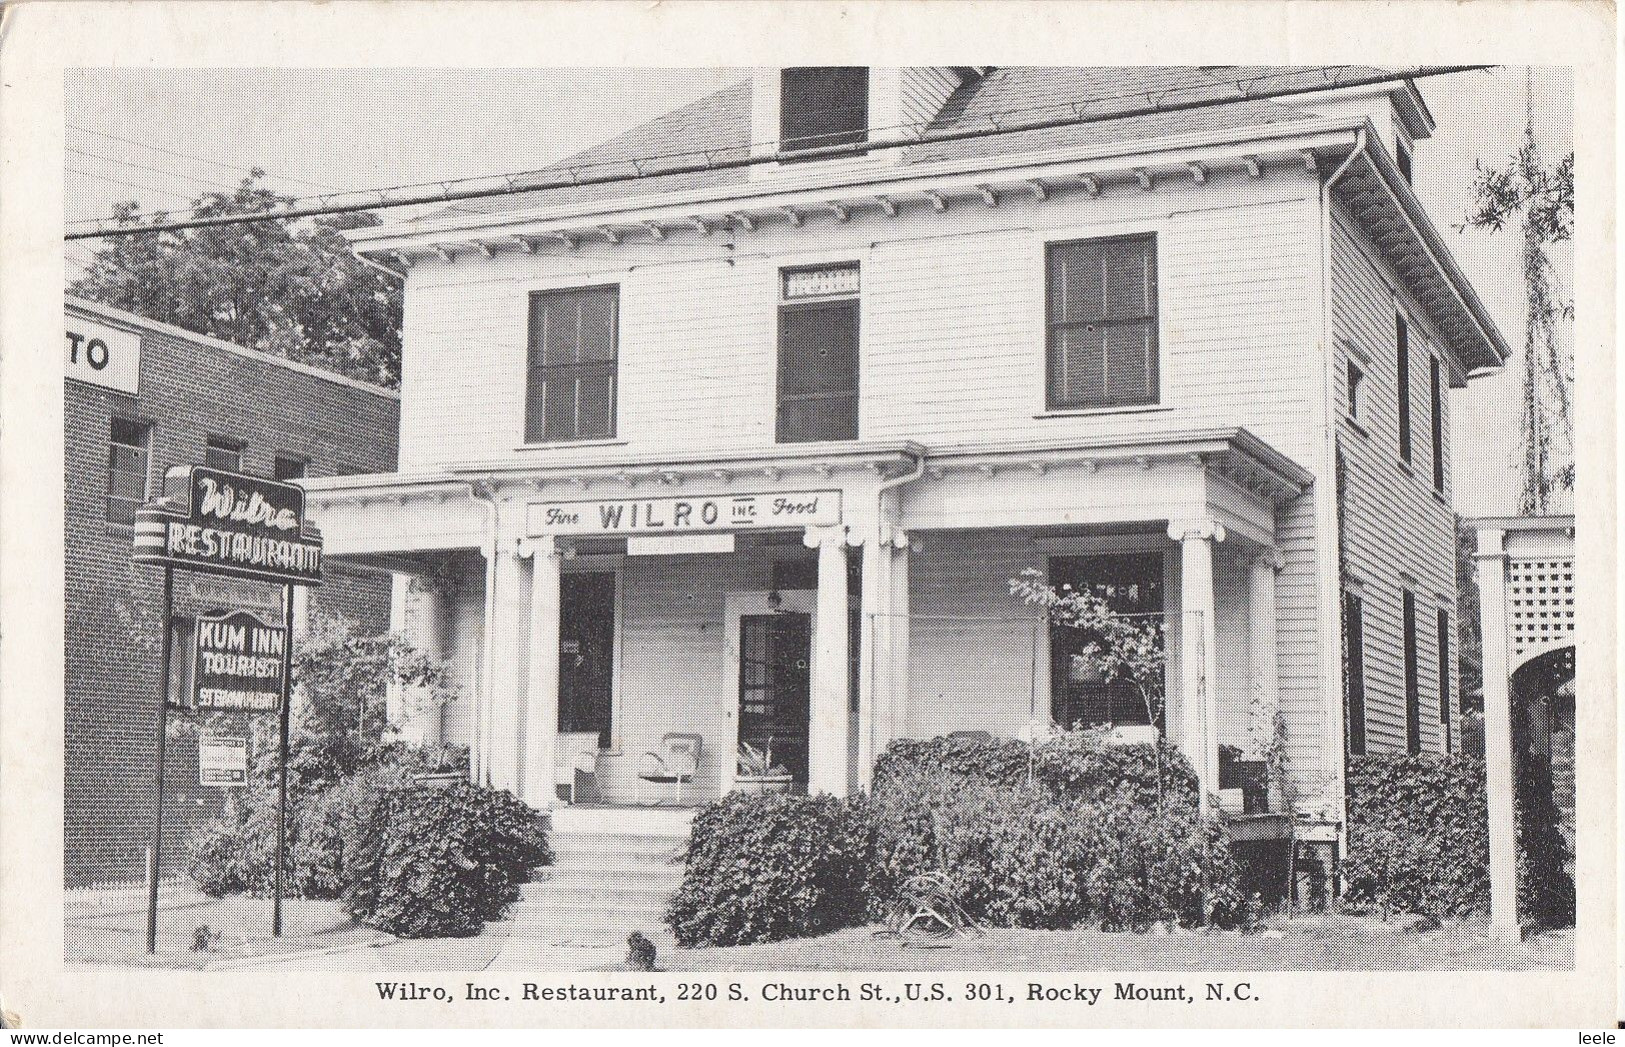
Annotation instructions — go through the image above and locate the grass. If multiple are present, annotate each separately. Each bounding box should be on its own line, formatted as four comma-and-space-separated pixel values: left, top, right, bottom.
65, 883, 390, 970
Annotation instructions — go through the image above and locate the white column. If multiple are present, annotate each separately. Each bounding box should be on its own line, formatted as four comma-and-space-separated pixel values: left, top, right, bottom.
385, 573, 412, 734
887, 535, 912, 756
805, 525, 851, 797
521, 537, 564, 809
856, 524, 912, 791
1249, 549, 1284, 808
1170, 517, 1225, 815
485, 544, 527, 794
1474, 528, 1521, 939
391, 574, 448, 746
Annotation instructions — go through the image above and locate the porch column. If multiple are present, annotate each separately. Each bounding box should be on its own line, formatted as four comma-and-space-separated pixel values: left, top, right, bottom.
1170, 517, 1225, 814
521, 536, 564, 809
485, 543, 528, 794
857, 525, 911, 790
1248, 549, 1284, 798
805, 525, 851, 796
389, 573, 448, 746
1474, 527, 1521, 939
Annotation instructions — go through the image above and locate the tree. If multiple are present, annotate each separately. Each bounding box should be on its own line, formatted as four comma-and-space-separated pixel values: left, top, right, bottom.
292, 615, 458, 746
70, 171, 404, 387
1460, 75, 1575, 513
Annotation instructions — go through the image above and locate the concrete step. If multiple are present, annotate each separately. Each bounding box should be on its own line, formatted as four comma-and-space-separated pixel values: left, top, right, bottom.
550, 832, 689, 856
530, 864, 682, 888
516, 881, 676, 907
547, 806, 697, 837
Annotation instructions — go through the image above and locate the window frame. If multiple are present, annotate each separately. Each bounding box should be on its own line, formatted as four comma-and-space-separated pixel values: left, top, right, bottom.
523, 283, 621, 446
1429, 353, 1446, 493
1043, 231, 1162, 412
204, 435, 244, 473
107, 416, 152, 526
1396, 312, 1413, 465
775, 262, 861, 444
273, 453, 309, 481
1346, 358, 1366, 423
778, 67, 870, 155
1344, 589, 1368, 756
1436, 605, 1453, 754
1402, 587, 1421, 754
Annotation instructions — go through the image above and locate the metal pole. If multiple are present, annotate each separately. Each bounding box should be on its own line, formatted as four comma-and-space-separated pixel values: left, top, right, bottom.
144, 564, 174, 954
272, 583, 294, 937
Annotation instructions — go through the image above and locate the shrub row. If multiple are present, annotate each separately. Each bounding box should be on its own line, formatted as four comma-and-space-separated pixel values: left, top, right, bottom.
1342, 752, 1573, 927
187, 739, 551, 938
667, 731, 1253, 947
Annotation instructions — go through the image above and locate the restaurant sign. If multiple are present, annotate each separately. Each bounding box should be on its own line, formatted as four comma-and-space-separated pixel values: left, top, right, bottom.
528, 490, 840, 536
191, 609, 288, 713
134, 466, 323, 585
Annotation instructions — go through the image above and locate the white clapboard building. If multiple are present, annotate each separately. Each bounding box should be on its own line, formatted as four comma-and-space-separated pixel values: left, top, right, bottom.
304, 68, 1508, 853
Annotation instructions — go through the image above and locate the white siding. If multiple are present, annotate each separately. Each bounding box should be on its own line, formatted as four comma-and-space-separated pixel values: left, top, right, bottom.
1330, 202, 1457, 754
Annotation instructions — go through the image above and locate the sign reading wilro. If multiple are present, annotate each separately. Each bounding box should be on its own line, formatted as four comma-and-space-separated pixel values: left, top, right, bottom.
191, 610, 288, 712
134, 466, 323, 585
527, 490, 840, 536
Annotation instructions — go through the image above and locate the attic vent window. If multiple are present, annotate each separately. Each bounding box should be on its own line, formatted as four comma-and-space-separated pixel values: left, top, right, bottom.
780, 67, 869, 154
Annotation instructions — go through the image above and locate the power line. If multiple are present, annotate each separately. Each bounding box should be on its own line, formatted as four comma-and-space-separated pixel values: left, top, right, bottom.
65, 65, 1492, 241
66, 144, 258, 196
66, 122, 343, 191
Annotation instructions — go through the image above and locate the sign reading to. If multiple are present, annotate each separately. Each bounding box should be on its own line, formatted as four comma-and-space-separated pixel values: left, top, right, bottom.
191, 610, 288, 712
199, 735, 249, 787
134, 466, 323, 585
528, 491, 840, 537
66, 317, 142, 394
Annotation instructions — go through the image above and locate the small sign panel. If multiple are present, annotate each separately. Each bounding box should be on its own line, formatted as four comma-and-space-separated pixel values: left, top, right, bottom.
199, 735, 248, 787
782, 264, 859, 300
529, 491, 840, 536
191, 610, 287, 712
627, 533, 737, 556
66, 317, 142, 394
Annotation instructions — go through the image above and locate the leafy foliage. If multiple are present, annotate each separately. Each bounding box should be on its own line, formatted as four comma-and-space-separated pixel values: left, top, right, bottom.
342, 782, 552, 938
292, 616, 458, 746
665, 792, 872, 947
70, 172, 404, 387
1345, 751, 1572, 927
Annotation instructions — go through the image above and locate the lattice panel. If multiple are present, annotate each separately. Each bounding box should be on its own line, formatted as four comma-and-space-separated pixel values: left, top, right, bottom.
1507, 556, 1576, 659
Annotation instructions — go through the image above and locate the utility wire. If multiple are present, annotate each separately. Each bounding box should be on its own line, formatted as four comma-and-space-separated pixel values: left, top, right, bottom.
65, 65, 1491, 240
67, 122, 344, 191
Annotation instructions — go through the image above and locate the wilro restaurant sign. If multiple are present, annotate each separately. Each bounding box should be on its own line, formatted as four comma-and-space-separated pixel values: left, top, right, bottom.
528, 490, 841, 536
191, 610, 288, 713
134, 466, 323, 585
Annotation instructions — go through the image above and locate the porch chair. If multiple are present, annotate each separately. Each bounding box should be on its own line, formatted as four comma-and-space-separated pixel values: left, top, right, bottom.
637, 733, 703, 806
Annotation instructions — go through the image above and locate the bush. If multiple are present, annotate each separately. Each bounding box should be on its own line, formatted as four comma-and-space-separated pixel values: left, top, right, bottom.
872, 730, 1198, 811
867, 773, 1250, 932
342, 782, 552, 938
1343, 754, 1491, 919
665, 792, 871, 947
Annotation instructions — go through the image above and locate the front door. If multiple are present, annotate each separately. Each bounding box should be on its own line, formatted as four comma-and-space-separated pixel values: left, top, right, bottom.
559, 572, 616, 748
738, 613, 812, 792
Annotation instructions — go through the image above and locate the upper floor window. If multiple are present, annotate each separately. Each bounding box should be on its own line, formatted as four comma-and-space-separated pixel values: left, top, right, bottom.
526, 286, 619, 444
1046, 234, 1159, 410
780, 67, 869, 153
107, 417, 151, 525
1347, 359, 1366, 422
777, 264, 860, 443
1395, 313, 1412, 464
273, 454, 308, 481
205, 435, 243, 473
1402, 587, 1421, 754
1429, 355, 1445, 492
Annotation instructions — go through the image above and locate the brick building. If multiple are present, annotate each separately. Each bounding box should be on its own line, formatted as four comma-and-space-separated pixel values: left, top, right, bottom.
64, 296, 400, 886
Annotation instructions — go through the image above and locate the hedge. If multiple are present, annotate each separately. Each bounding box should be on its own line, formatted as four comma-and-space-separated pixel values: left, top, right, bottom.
1343, 752, 1573, 927
665, 792, 871, 947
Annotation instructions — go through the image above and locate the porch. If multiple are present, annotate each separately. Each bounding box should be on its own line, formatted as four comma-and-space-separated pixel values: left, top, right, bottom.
301, 428, 1314, 816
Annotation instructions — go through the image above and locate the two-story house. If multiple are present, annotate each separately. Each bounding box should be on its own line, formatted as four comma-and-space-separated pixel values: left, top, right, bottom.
303, 67, 1508, 861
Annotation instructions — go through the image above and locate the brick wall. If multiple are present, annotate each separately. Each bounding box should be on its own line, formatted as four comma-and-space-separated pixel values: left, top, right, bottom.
65, 305, 399, 886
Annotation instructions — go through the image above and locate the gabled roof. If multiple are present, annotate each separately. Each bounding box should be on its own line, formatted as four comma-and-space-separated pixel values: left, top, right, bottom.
419, 66, 1386, 221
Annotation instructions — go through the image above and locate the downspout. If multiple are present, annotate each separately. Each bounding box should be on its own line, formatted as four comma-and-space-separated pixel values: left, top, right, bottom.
1318, 128, 1366, 855
864, 450, 928, 773
464, 479, 500, 787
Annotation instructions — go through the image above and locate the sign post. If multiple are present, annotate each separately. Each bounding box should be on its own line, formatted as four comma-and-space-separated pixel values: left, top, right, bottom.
133, 465, 322, 953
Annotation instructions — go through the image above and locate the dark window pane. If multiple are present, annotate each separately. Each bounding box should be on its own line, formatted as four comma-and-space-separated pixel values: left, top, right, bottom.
107, 419, 150, 524
205, 439, 242, 472
1397, 314, 1412, 462
777, 297, 859, 443
1403, 590, 1421, 753
780, 67, 869, 152
1345, 592, 1367, 756
274, 456, 307, 481
1104, 323, 1154, 402
1430, 355, 1445, 491
1047, 234, 1158, 409
526, 286, 619, 442
1437, 608, 1453, 753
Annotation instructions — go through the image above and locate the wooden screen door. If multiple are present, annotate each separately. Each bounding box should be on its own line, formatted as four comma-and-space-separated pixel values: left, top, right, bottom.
738, 613, 812, 791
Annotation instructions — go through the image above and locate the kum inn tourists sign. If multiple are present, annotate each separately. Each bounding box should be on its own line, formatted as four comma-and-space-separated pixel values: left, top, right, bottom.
190, 610, 288, 713
134, 465, 323, 585
527, 490, 841, 536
